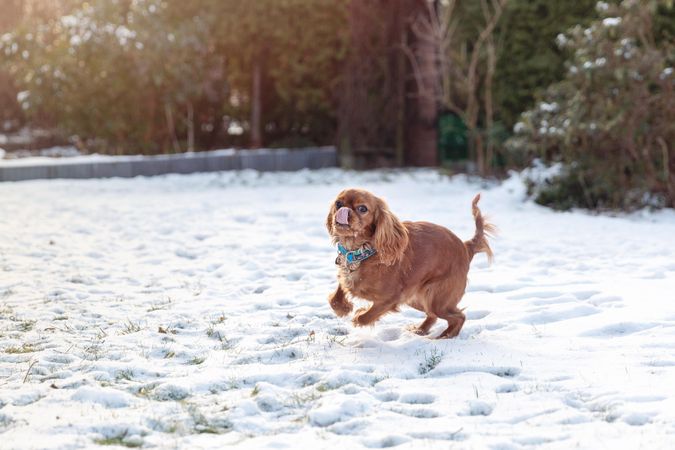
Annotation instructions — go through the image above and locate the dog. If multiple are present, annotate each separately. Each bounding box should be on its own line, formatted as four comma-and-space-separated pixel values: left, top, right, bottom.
326, 189, 494, 338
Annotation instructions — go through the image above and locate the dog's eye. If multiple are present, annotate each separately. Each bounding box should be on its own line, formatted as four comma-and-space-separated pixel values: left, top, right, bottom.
335, 200, 344, 208
357, 205, 368, 213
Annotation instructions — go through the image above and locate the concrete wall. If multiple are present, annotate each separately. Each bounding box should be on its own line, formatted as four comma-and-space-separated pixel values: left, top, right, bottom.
0, 147, 337, 182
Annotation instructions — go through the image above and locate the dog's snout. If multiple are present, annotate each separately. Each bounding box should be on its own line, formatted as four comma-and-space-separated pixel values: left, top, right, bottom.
336, 207, 350, 225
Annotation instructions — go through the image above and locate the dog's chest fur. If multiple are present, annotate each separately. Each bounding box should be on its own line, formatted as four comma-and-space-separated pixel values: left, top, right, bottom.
337, 264, 361, 291
337, 259, 396, 301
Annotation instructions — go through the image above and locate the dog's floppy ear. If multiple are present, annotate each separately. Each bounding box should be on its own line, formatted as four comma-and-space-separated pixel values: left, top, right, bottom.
373, 197, 408, 265
326, 205, 333, 234
326, 202, 338, 244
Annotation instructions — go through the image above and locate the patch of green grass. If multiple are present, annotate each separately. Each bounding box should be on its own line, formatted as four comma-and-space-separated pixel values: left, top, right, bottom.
163, 422, 179, 434
290, 391, 320, 407
418, 347, 444, 375
93, 428, 143, 447
157, 326, 177, 335
163, 349, 176, 359
315, 383, 333, 393
116, 369, 134, 381
17, 320, 36, 332
250, 385, 260, 396
83, 342, 103, 361
0, 304, 13, 316
5, 343, 36, 354
120, 320, 142, 335
147, 297, 172, 312
134, 382, 160, 398
227, 377, 239, 390
187, 404, 232, 434
93, 436, 141, 448
188, 356, 206, 365
206, 325, 233, 350
326, 334, 347, 347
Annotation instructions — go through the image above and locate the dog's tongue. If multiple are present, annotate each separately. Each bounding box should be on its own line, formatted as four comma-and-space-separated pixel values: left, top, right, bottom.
336, 207, 350, 225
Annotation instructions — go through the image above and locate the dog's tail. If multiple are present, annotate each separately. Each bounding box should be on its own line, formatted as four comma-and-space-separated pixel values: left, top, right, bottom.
464, 193, 496, 264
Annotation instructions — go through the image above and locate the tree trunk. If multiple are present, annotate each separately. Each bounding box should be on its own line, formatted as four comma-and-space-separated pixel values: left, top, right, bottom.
186, 101, 195, 152
164, 102, 181, 154
406, 0, 438, 167
484, 33, 496, 173
395, 20, 407, 166
250, 57, 263, 148
474, 132, 485, 174
466, 88, 481, 173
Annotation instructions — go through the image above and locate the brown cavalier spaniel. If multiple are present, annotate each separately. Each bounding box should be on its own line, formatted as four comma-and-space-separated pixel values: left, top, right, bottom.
326, 189, 494, 338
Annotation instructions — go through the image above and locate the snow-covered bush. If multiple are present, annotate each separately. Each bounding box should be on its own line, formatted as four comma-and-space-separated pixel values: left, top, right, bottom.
507, 0, 675, 210
0, 1, 216, 154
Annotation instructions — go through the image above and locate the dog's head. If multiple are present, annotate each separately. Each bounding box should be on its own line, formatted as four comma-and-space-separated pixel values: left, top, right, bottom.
326, 189, 408, 265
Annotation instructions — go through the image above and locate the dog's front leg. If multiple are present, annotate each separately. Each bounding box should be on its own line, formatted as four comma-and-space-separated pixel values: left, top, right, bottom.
352, 300, 397, 327
328, 285, 353, 317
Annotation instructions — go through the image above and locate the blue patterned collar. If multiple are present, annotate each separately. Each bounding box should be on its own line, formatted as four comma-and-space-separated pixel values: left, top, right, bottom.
337, 243, 377, 264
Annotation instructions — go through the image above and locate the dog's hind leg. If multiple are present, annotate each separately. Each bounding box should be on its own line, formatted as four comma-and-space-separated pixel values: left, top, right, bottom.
436, 306, 466, 339
407, 315, 437, 335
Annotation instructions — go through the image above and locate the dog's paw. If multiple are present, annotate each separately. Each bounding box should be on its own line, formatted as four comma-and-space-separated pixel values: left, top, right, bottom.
405, 324, 430, 336
329, 297, 354, 317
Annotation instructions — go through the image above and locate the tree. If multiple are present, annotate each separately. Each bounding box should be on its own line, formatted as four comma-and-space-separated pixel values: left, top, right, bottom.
507, 0, 675, 210
339, 0, 468, 168
337, 0, 419, 168
208, 0, 347, 149
0, 0, 80, 135
406, 0, 508, 174
1, 0, 346, 154
493, 0, 598, 131
406, 0, 441, 167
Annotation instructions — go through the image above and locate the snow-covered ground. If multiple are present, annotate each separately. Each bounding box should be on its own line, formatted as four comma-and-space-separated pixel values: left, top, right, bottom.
1, 169, 674, 449
0, 145, 82, 162
0, 147, 238, 166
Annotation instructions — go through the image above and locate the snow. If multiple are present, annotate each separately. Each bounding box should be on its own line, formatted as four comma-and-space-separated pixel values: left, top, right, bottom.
1, 168, 674, 449
71, 386, 137, 408
0, 144, 82, 161
0, 148, 237, 166
596, 2, 610, 12
602, 17, 622, 27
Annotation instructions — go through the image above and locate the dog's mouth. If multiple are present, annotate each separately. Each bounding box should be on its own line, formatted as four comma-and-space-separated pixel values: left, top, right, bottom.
334, 222, 350, 230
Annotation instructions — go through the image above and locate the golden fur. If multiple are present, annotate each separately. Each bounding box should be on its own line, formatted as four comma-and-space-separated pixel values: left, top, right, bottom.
326, 189, 495, 338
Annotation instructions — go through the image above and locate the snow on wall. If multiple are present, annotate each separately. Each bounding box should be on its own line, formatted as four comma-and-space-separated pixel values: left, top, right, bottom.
0, 146, 337, 181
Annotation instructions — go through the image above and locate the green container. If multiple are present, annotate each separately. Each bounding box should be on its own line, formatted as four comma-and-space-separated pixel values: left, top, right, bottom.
438, 113, 468, 163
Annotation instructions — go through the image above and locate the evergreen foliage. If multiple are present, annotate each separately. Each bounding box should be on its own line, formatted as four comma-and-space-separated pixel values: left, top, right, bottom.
507, 0, 675, 210
495, 0, 598, 129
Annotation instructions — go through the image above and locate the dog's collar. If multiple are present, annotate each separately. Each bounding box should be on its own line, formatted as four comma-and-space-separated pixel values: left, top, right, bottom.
337, 243, 377, 264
